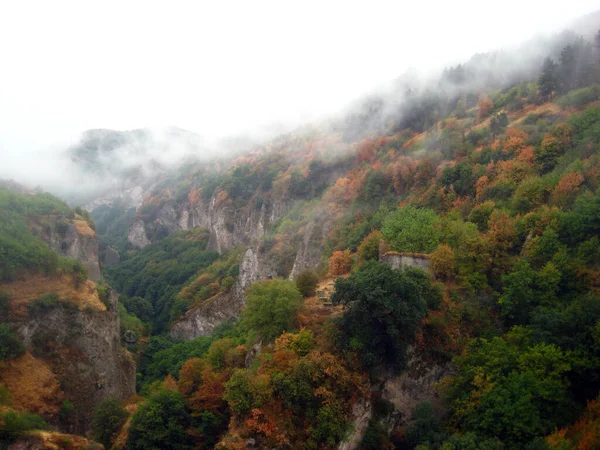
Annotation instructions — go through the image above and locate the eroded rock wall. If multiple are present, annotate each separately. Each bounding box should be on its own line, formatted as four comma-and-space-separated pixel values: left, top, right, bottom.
169, 247, 279, 340
128, 194, 290, 255
381, 346, 454, 425
380, 252, 431, 273
46, 220, 102, 282
14, 289, 136, 434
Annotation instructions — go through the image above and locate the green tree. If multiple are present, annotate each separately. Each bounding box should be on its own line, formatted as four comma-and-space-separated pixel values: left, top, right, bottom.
382, 206, 442, 253
468, 201, 496, 232
241, 279, 303, 342
356, 230, 382, 264
511, 176, 547, 214
440, 163, 475, 197
430, 244, 457, 280
295, 270, 318, 297
331, 261, 441, 371
223, 369, 272, 415
498, 260, 560, 325
445, 332, 575, 448
363, 170, 388, 202
0, 324, 25, 361
127, 389, 192, 450
438, 432, 504, 450
92, 398, 128, 448
0, 411, 48, 442
538, 57, 558, 102
490, 112, 508, 140
122, 296, 154, 323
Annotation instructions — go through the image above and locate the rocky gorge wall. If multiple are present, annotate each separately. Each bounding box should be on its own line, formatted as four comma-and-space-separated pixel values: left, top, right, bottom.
46, 219, 102, 282
13, 289, 136, 434
128, 194, 290, 254
169, 247, 280, 340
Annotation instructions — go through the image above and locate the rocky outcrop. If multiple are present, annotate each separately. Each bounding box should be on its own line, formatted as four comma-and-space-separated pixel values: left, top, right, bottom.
84, 181, 150, 212
47, 220, 102, 282
170, 247, 278, 340
338, 400, 372, 450
288, 222, 326, 280
14, 289, 136, 434
169, 289, 243, 340
127, 217, 150, 248
102, 246, 121, 266
381, 346, 454, 425
128, 194, 290, 254
380, 252, 431, 274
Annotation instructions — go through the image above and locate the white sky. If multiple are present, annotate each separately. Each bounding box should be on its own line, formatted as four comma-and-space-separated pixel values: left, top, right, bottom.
0, 0, 598, 158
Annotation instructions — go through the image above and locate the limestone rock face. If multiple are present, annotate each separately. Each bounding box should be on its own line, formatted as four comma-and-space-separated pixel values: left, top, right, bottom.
47, 220, 102, 282
127, 194, 290, 254
337, 400, 372, 450
288, 222, 326, 280
14, 290, 136, 434
381, 346, 454, 425
127, 217, 150, 248
102, 246, 121, 266
169, 247, 277, 340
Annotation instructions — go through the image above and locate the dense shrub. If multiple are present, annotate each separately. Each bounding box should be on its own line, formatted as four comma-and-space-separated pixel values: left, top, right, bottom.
127, 389, 192, 450
382, 206, 441, 253
556, 84, 600, 108
105, 228, 219, 332
331, 261, 441, 371
0, 411, 48, 442
92, 398, 128, 448
241, 279, 302, 342
0, 324, 25, 361
295, 270, 318, 297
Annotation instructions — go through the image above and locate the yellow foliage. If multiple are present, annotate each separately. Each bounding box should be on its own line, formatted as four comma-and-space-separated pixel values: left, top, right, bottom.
2, 275, 105, 317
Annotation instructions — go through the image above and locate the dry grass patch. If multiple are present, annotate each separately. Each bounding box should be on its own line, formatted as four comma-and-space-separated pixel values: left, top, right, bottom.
0, 353, 63, 416
26, 430, 99, 449
3, 275, 105, 317
73, 220, 96, 237
510, 102, 563, 124
112, 397, 143, 450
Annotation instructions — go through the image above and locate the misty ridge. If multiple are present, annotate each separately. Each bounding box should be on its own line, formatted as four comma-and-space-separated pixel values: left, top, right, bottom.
6, 10, 598, 207
338, 16, 600, 141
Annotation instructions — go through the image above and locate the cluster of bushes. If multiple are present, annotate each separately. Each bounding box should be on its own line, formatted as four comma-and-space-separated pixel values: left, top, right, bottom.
0, 411, 48, 442
0, 323, 25, 361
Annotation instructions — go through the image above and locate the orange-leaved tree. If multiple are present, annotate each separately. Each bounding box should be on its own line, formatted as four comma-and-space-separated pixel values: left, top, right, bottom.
329, 250, 353, 275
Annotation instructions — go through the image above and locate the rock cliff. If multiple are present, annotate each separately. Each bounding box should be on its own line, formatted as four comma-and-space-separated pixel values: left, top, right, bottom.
128, 193, 290, 254
337, 400, 372, 450
169, 247, 278, 340
381, 346, 454, 426
288, 222, 326, 280
12, 288, 136, 434
45, 219, 102, 282
127, 217, 150, 248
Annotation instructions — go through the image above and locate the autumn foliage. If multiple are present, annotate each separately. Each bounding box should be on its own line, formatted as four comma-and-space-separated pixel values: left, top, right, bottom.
328, 250, 352, 275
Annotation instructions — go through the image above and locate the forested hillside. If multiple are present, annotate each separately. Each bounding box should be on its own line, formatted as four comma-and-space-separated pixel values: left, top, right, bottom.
3, 18, 600, 450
